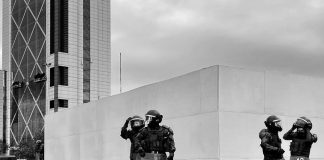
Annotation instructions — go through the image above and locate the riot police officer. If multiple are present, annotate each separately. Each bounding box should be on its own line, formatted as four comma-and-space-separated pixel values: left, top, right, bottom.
259, 115, 285, 160
134, 110, 176, 160
121, 115, 145, 160
283, 117, 318, 160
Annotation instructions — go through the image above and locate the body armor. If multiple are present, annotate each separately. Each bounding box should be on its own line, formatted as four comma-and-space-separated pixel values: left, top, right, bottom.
284, 131, 317, 158
136, 110, 175, 160
137, 125, 175, 153
290, 139, 313, 158
259, 129, 284, 160
283, 117, 317, 158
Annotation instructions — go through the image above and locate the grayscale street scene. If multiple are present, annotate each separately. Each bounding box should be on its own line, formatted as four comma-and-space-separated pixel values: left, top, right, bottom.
0, 0, 323, 160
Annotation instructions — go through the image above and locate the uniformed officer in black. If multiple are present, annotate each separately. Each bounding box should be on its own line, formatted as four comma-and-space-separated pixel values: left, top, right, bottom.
121, 115, 145, 160
283, 117, 317, 160
259, 115, 285, 160
134, 110, 175, 160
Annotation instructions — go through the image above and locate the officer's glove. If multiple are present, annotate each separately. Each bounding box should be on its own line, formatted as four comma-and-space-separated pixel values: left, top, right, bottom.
167, 153, 174, 160
126, 117, 133, 122
277, 148, 285, 154
138, 147, 145, 157
123, 117, 133, 128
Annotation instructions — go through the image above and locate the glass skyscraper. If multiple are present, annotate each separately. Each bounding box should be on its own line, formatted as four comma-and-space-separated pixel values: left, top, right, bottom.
0, 70, 7, 152
2, 0, 111, 147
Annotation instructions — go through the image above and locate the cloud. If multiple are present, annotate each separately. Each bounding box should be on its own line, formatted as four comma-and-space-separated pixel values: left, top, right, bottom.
111, 0, 324, 94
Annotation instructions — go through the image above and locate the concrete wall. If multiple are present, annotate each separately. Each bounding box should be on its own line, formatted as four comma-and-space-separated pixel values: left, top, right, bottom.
45, 65, 324, 160
45, 66, 220, 160
218, 66, 324, 160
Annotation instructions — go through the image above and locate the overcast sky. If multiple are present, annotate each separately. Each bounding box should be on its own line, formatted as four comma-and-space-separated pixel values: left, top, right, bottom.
0, 0, 2, 65
111, 0, 324, 95
1, 1, 324, 95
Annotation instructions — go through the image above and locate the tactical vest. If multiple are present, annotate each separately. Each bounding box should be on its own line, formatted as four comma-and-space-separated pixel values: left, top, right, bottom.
129, 131, 138, 153
128, 129, 143, 159
290, 139, 313, 157
259, 129, 283, 159
264, 136, 282, 159
143, 126, 170, 153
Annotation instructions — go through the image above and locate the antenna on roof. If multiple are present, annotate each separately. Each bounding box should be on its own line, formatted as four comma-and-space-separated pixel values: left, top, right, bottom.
120, 52, 122, 93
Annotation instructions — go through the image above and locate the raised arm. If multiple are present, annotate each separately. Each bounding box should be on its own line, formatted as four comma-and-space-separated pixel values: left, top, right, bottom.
283, 123, 297, 140
120, 117, 132, 139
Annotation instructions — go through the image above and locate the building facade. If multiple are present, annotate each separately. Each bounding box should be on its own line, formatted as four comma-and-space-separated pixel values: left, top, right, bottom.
2, 0, 110, 146
0, 71, 7, 148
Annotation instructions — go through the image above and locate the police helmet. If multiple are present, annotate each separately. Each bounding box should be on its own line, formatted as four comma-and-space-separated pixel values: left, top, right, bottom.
130, 115, 145, 130
265, 115, 282, 131
295, 116, 312, 130
145, 110, 163, 124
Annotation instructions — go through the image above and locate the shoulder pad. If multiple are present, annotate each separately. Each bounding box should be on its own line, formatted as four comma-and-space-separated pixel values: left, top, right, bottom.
259, 129, 271, 139
162, 125, 174, 135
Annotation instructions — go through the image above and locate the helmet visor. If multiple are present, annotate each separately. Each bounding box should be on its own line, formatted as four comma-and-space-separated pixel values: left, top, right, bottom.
145, 115, 155, 125
274, 120, 282, 128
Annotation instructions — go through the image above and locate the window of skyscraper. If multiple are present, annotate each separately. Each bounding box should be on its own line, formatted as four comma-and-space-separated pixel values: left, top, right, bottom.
50, 66, 69, 86
50, 99, 68, 109
59, 66, 68, 85
83, 0, 91, 103
50, 0, 68, 54
50, 67, 54, 86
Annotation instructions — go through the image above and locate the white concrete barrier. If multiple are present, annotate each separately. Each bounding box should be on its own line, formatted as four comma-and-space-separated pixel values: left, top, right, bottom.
45, 65, 324, 160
